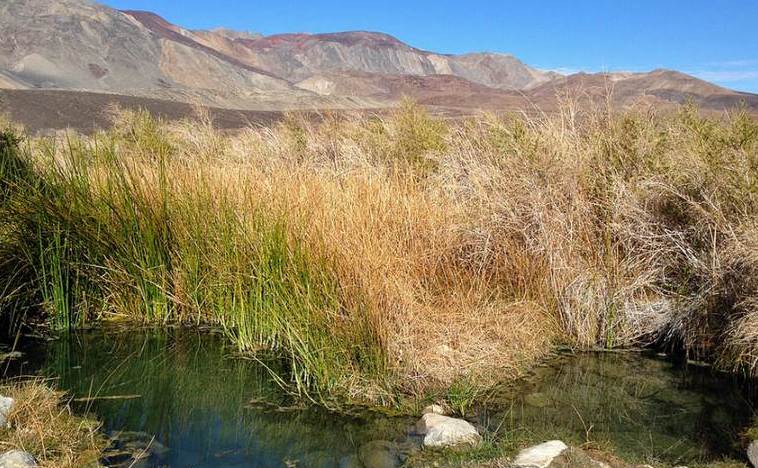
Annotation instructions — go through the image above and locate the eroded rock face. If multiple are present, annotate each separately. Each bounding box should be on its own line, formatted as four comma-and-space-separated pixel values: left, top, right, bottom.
414, 413, 481, 448
0, 396, 15, 428
0, 450, 37, 468
512, 440, 568, 468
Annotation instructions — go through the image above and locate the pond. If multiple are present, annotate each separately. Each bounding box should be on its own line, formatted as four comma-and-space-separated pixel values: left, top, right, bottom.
483, 351, 757, 466
4, 328, 757, 467
10, 327, 413, 467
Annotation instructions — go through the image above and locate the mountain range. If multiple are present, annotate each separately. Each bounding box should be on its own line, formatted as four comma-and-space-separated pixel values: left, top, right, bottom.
1, 0, 756, 130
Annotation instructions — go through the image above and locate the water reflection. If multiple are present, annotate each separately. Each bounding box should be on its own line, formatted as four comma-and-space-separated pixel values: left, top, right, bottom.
40, 328, 410, 467
14, 328, 758, 467
483, 352, 756, 465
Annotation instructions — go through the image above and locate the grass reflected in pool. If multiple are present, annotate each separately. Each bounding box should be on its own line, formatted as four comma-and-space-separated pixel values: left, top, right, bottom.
19, 329, 758, 467
481, 351, 756, 466
38, 327, 411, 467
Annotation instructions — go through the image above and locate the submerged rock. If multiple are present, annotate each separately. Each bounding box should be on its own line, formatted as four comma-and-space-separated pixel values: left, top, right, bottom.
102, 431, 169, 467
748, 440, 758, 467
0, 450, 37, 468
414, 413, 481, 448
512, 440, 568, 468
0, 396, 15, 428
358, 440, 402, 468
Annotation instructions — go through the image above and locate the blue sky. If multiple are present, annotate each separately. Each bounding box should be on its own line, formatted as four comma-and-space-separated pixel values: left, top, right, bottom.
104, 0, 758, 93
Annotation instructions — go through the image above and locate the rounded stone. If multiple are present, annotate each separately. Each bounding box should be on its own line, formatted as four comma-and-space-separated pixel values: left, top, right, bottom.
748, 440, 758, 468
0, 397, 15, 428
0, 450, 37, 468
414, 413, 481, 448
512, 440, 568, 468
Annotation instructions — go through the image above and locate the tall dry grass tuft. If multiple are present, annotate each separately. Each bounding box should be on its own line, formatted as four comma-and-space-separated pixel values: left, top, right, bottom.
1, 101, 758, 398
0, 380, 107, 467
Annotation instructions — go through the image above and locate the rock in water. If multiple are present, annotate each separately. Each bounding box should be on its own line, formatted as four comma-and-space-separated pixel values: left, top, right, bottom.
0, 397, 15, 428
414, 413, 481, 448
512, 440, 568, 468
358, 440, 401, 468
0, 450, 37, 468
748, 440, 758, 467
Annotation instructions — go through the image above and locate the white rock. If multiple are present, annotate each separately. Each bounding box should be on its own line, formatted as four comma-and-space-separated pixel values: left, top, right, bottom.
0, 397, 14, 428
421, 404, 446, 415
0, 450, 37, 468
749, 440, 758, 468
414, 413, 481, 448
512, 440, 568, 468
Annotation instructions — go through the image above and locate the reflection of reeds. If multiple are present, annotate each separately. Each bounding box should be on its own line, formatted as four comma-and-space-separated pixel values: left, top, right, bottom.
1, 102, 757, 400
43, 329, 408, 467
486, 353, 752, 465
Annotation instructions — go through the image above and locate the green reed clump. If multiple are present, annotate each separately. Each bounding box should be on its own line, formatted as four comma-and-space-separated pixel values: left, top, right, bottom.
0, 126, 31, 334
0, 114, 386, 400
170, 201, 386, 399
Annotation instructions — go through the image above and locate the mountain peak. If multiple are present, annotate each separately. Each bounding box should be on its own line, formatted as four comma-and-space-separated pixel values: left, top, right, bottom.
238, 30, 417, 51
0, 0, 754, 117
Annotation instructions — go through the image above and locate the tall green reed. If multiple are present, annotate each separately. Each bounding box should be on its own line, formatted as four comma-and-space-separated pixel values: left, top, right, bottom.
0, 115, 386, 400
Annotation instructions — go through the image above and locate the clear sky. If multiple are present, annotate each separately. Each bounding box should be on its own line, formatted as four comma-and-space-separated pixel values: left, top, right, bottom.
103, 0, 758, 93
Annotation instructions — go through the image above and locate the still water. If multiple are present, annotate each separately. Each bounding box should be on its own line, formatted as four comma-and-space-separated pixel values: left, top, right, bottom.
486, 351, 756, 465
7, 327, 758, 467
27, 328, 412, 467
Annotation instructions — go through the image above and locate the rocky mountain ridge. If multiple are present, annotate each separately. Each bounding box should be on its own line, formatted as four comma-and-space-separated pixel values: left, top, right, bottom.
0, 0, 756, 117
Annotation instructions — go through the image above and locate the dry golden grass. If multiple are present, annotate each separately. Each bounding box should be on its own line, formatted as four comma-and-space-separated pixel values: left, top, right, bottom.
135, 105, 562, 388
2, 100, 758, 398
0, 380, 106, 467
